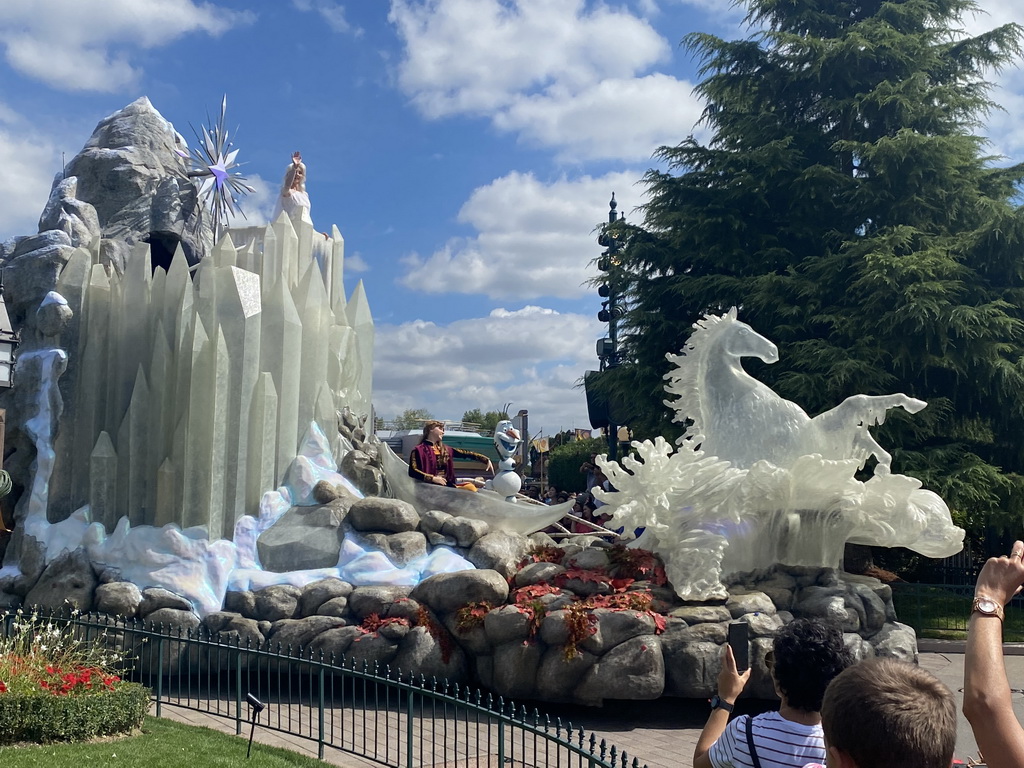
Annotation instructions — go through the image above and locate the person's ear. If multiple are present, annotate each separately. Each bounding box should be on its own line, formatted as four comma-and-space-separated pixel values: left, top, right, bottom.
827, 745, 857, 768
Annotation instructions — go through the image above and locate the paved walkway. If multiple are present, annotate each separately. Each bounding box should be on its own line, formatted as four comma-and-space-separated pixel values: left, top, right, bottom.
151, 648, 1024, 767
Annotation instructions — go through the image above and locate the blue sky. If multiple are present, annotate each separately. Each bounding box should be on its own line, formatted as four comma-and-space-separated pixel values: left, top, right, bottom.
1, 1, 1023, 439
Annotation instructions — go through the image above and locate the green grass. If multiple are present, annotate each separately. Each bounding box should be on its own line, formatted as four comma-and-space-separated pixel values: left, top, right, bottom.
0, 716, 328, 767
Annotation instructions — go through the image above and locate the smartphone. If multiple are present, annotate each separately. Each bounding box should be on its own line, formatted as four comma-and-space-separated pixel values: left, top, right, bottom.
728, 621, 750, 672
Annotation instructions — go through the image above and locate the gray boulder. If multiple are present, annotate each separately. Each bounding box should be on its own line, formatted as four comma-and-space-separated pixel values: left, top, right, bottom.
467, 531, 532, 579
9, 535, 46, 596
491, 640, 543, 699
426, 531, 458, 548
309, 626, 362, 661
662, 638, 719, 697
256, 500, 351, 572
393, 625, 468, 683
145, 607, 201, 634
95, 582, 144, 618
298, 578, 353, 617
340, 449, 385, 497
565, 547, 610, 571
726, 590, 777, 618
580, 609, 657, 655
139, 587, 193, 617
348, 585, 413, 620
345, 631, 399, 668
442, 516, 490, 547
536, 646, 597, 702
253, 585, 301, 622
484, 605, 533, 645
514, 561, 565, 588
348, 497, 419, 533
668, 604, 732, 625
419, 509, 452, 534
870, 621, 918, 663
411, 570, 509, 615
267, 616, 348, 651
316, 597, 350, 618
575, 635, 664, 705
796, 586, 862, 632
224, 589, 257, 618
24, 548, 96, 612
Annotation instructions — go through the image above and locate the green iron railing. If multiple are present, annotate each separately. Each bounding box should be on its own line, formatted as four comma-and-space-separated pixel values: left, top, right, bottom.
891, 582, 1024, 642
2, 610, 648, 768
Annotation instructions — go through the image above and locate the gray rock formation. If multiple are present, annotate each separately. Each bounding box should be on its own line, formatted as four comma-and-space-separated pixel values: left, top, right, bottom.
348, 497, 420, 533
6, 540, 927, 708
23, 547, 96, 612
95, 581, 144, 618
257, 499, 352, 572
61, 97, 209, 273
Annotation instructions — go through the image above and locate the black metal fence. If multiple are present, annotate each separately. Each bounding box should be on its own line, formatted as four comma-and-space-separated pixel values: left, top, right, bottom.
891, 582, 1024, 641
2, 610, 648, 768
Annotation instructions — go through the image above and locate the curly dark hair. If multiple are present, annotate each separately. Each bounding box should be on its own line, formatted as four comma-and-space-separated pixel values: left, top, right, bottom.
772, 617, 853, 712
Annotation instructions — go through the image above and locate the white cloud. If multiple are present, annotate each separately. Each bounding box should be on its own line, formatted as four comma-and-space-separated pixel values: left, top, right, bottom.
389, 0, 693, 161
398, 170, 642, 300
373, 305, 602, 432
0, 0, 251, 92
226, 174, 276, 228
291, 0, 363, 36
0, 104, 61, 238
496, 74, 704, 162
961, 1, 1022, 36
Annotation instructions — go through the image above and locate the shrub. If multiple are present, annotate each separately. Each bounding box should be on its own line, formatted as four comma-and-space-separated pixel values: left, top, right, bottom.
0, 607, 150, 743
0, 681, 150, 744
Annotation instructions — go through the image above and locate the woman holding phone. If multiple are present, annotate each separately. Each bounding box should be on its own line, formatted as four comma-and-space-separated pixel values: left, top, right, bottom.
693, 618, 852, 768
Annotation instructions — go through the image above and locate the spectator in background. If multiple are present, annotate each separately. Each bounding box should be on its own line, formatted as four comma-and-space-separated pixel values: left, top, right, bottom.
580, 453, 599, 490
963, 537, 1024, 768
818, 658, 955, 768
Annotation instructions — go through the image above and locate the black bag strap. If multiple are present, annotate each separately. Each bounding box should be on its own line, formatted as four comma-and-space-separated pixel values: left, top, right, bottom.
745, 715, 763, 768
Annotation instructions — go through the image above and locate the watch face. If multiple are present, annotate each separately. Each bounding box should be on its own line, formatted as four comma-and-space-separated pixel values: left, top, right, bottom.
978, 598, 999, 614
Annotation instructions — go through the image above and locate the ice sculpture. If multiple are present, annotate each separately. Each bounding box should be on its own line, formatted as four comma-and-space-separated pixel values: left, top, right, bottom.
48, 212, 372, 541
594, 309, 965, 600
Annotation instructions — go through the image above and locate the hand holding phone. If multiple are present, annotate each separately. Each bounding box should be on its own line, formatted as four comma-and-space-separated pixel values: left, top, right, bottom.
728, 621, 750, 672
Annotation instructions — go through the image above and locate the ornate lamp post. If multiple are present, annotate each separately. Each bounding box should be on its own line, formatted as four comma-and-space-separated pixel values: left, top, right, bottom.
596, 193, 623, 460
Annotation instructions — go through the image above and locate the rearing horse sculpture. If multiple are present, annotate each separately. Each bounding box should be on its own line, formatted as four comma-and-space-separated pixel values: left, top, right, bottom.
594, 308, 964, 600
664, 307, 924, 476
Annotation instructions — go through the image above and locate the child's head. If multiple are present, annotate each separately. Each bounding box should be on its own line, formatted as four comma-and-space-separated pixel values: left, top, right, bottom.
821, 658, 955, 768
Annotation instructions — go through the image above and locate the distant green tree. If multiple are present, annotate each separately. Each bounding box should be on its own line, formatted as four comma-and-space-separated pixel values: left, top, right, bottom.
548, 437, 608, 493
600, 0, 1024, 532
461, 408, 510, 434
392, 408, 434, 430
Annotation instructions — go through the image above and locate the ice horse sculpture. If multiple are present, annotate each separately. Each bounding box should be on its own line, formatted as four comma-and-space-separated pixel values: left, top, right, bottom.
595, 308, 965, 600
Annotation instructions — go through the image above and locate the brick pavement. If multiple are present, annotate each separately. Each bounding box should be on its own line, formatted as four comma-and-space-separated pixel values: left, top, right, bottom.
150, 649, 1024, 767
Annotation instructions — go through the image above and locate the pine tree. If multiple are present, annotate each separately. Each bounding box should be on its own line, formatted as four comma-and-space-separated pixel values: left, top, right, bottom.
607, 0, 1024, 529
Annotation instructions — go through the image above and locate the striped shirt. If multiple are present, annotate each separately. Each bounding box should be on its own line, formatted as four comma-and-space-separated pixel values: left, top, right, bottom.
708, 711, 826, 768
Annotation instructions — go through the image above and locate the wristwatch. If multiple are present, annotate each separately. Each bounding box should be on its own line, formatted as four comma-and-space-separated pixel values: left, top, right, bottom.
972, 595, 1005, 621
709, 695, 735, 713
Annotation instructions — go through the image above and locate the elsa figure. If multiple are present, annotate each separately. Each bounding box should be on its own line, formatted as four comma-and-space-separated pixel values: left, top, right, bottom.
272, 151, 311, 221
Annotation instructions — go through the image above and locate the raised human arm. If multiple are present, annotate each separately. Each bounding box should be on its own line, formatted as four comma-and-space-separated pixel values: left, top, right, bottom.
450, 446, 494, 475
963, 540, 1024, 768
694, 644, 750, 768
